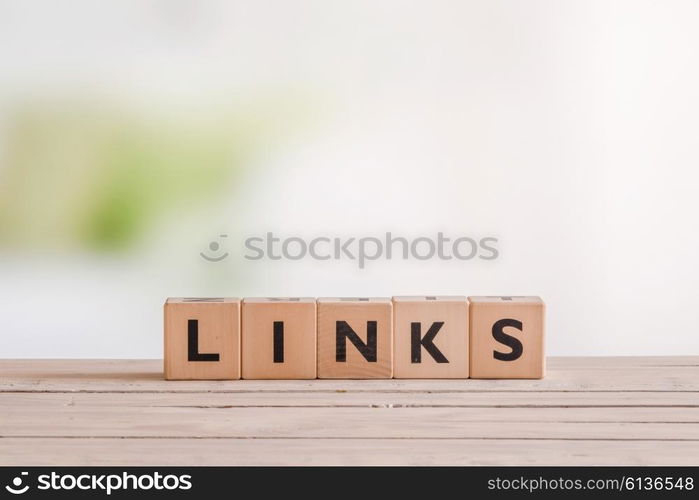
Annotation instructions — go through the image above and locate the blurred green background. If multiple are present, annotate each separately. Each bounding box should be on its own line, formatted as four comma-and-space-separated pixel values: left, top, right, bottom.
0, 98, 302, 251
1, 0, 697, 358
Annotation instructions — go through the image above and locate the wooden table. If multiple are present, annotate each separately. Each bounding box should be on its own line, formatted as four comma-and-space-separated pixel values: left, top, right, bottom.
0, 357, 697, 465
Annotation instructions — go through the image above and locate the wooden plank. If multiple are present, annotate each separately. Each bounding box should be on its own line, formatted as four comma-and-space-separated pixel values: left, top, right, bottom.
2, 391, 698, 409
1, 358, 698, 392
3, 400, 699, 425
1, 358, 697, 466
2, 406, 698, 440
3, 357, 697, 378
1, 437, 697, 466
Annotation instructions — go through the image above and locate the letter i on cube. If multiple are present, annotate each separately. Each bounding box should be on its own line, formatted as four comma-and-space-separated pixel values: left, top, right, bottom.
241, 297, 317, 379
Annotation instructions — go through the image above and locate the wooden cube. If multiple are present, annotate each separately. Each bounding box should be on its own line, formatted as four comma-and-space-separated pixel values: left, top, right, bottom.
393, 296, 469, 379
469, 296, 545, 379
242, 297, 317, 379
164, 297, 240, 380
317, 298, 392, 379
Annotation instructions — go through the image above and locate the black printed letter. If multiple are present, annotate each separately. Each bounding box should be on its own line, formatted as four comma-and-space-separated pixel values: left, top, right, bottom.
411, 322, 448, 363
336, 321, 377, 362
492, 318, 523, 361
187, 319, 220, 361
273, 321, 284, 363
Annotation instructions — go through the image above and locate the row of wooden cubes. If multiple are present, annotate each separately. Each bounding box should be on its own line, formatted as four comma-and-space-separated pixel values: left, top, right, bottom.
164, 296, 545, 380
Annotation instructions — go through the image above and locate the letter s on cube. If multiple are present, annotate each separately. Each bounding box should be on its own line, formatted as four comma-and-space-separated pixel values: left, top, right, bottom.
468, 296, 545, 379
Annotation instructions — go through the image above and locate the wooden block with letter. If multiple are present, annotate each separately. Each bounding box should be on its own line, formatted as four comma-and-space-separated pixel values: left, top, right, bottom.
317, 297, 393, 379
393, 296, 469, 379
164, 297, 240, 380
242, 297, 316, 379
469, 296, 545, 379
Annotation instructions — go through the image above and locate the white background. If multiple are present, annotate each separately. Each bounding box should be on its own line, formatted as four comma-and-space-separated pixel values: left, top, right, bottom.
1, 0, 698, 357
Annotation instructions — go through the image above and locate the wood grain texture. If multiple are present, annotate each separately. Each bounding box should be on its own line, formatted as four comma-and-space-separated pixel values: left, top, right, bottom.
0, 358, 697, 465
3, 405, 698, 440
393, 296, 469, 379
2, 438, 698, 466
2, 358, 697, 392
469, 296, 545, 379
241, 298, 316, 379
317, 298, 393, 379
